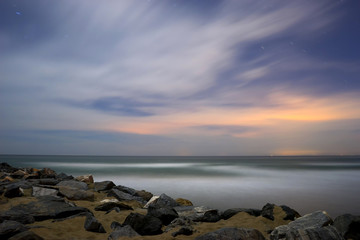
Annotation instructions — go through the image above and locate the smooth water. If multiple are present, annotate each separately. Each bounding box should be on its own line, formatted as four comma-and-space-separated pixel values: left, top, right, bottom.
1, 155, 360, 217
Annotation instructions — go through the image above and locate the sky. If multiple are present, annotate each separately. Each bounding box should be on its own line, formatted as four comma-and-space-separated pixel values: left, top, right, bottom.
0, 0, 360, 156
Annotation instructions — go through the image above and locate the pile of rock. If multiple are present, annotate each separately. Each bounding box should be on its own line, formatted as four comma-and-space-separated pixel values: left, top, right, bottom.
1, 162, 359, 240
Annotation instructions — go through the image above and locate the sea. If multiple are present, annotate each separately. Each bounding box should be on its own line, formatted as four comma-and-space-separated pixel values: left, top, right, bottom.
1, 155, 360, 217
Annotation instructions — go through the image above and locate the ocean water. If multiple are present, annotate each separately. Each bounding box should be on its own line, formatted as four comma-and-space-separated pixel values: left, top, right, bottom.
1, 155, 360, 217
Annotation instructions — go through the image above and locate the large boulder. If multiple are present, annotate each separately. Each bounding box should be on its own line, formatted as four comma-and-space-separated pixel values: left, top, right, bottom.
0, 196, 90, 223
84, 214, 106, 233
201, 209, 221, 222
108, 225, 140, 239
0, 220, 29, 239
333, 214, 360, 240
58, 187, 94, 201
221, 208, 261, 220
123, 212, 163, 236
8, 231, 44, 240
39, 168, 57, 179
195, 227, 265, 240
0, 163, 18, 173
94, 181, 115, 192
113, 185, 137, 196
270, 211, 336, 240
32, 187, 58, 198
174, 206, 218, 222
56, 180, 88, 190
147, 204, 179, 225
37, 178, 60, 186
135, 190, 153, 201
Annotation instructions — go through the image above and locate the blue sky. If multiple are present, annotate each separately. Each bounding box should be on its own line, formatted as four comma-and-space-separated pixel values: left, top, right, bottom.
1, 0, 360, 155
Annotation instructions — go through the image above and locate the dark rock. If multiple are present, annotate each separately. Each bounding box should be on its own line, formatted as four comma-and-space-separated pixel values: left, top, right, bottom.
135, 190, 153, 201
106, 207, 121, 214
195, 227, 266, 240
280, 205, 301, 220
333, 214, 360, 240
110, 221, 122, 230
95, 202, 133, 211
10, 170, 27, 179
0, 220, 29, 239
123, 212, 163, 236
221, 208, 261, 220
58, 187, 94, 201
8, 231, 44, 240
107, 189, 145, 204
32, 187, 58, 198
172, 226, 194, 237
261, 203, 275, 221
84, 214, 106, 233
149, 193, 179, 208
200, 209, 221, 222
270, 211, 334, 240
0, 163, 18, 173
94, 181, 115, 192
0, 196, 90, 223
56, 180, 88, 190
39, 168, 57, 179
37, 179, 60, 186
113, 185, 137, 196
108, 225, 140, 239
56, 173, 73, 180
147, 204, 179, 225
4, 185, 23, 198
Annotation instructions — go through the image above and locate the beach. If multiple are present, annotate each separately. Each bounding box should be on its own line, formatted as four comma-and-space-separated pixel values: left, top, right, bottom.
1, 161, 359, 239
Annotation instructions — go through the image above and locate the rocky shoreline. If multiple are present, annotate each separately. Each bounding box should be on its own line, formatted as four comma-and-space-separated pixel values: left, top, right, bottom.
0, 162, 359, 240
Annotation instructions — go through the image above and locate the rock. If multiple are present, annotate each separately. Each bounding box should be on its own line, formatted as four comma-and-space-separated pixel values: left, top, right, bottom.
0, 163, 18, 173
8, 231, 44, 240
1, 176, 15, 182
94, 181, 115, 192
84, 214, 106, 233
149, 193, 179, 208
0, 220, 29, 239
174, 206, 217, 222
261, 203, 275, 220
221, 208, 261, 220
270, 211, 334, 240
107, 189, 145, 204
333, 214, 360, 240
39, 168, 57, 179
280, 205, 301, 220
4, 185, 23, 198
58, 187, 94, 201
75, 175, 94, 184
135, 190, 153, 201
108, 225, 140, 239
172, 226, 194, 237
56, 173, 73, 180
56, 180, 88, 190
271, 226, 344, 240
147, 204, 179, 225
94, 202, 133, 211
176, 198, 193, 206
32, 187, 58, 198
200, 209, 221, 222
10, 170, 27, 179
0, 196, 90, 223
123, 212, 163, 236
114, 185, 137, 196
195, 227, 266, 240
144, 196, 160, 208
37, 178, 60, 186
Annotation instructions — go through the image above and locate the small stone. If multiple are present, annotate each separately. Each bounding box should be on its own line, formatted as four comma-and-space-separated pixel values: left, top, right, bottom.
171, 226, 194, 237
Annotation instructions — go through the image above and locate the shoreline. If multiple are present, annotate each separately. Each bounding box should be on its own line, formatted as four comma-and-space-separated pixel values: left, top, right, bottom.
1, 162, 358, 240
